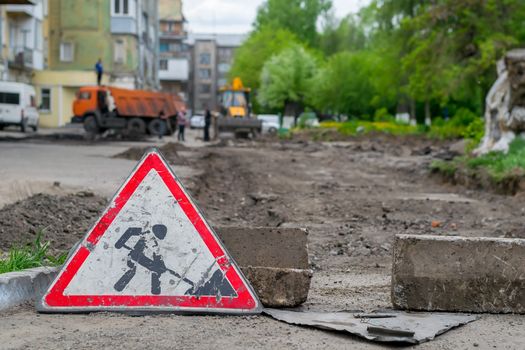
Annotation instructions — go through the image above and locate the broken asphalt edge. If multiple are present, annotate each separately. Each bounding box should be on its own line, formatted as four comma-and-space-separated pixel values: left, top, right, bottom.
0, 266, 60, 312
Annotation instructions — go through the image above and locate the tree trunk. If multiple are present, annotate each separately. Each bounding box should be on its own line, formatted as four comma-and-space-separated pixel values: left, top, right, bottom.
410, 98, 417, 126
424, 100, 431, 127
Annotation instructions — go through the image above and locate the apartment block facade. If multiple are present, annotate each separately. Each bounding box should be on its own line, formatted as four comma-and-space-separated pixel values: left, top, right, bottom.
31, 0, 160, 128
0, 0, 44, 83
186, 33, 245, 113
158, 0, 188, 102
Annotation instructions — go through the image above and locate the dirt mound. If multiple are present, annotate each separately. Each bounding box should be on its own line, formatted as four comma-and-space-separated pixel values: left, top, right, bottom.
113, 142, 190, 164
0, 192, 106, 252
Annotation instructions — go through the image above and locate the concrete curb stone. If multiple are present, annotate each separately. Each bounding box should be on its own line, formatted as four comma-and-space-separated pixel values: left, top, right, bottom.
0, 266, 59, 312
392, 234, 525, 313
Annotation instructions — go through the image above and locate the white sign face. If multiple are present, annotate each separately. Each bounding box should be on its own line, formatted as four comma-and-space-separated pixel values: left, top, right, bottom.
65, 169, 231, 297
40, 150, 261, 314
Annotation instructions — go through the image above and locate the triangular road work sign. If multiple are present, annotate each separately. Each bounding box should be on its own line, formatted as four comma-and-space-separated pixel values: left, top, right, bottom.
39, 149, 261, 314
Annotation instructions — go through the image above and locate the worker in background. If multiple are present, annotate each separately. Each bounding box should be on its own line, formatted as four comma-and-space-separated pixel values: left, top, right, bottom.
177, 110, 187, 142
95, 58, 103, 86
204, 105, 211, 142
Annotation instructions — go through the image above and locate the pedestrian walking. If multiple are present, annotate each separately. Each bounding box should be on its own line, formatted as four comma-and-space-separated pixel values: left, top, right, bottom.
95, 58, 103, 86
177, 110, 187, 142
204, 106, 211, 142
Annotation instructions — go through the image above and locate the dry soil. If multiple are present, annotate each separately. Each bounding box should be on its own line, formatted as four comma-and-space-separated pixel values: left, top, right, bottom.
1, 133, 524, 349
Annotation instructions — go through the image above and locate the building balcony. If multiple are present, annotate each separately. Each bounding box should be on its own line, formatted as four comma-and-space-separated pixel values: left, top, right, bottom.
159, 31, 187, 40
159, 58, 189, 81
5, 1, 37, 17
8, 46, 33, 69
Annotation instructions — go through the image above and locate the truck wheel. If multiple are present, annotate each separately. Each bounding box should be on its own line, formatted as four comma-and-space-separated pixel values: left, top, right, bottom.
127, 118, 146, 136
84, 116, 99, 134
148, 119, 167, 136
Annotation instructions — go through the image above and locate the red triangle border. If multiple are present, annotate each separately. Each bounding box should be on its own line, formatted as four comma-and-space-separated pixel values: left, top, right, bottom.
43, 151, 259, 312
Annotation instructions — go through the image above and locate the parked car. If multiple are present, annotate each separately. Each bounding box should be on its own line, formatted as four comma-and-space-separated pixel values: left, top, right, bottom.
190, 115, 205, 129
0, 81, 39, 132
257, 114, 280, 134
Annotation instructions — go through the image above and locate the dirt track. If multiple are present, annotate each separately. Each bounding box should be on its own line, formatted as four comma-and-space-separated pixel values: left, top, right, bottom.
1, 132, 525, 349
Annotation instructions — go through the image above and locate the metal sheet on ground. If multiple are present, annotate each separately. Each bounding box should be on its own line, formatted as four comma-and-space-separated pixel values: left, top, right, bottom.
38, 149, 261, 314
264, 309, 478, 344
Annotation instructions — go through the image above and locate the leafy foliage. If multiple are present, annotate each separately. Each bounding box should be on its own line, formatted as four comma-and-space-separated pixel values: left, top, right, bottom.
258, 44, 318, 110
254, 0, 332, 46
228, 26, 300, 91
310, 51, 377, 117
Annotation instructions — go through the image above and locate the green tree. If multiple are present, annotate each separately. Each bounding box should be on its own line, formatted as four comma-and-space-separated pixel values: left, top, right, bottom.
258, 44, 318, 114
399, 0, 525, 119
254, 0, 332, 46
318, 14, 367, 56
310, 51, 397, 117
228, 27, 300, 91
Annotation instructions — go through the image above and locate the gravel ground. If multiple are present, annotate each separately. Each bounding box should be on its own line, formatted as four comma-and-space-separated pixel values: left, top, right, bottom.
1, 133, 524, 349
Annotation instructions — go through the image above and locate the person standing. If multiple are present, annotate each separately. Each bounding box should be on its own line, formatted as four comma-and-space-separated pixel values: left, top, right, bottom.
204, 106, 211, 142
95, 58, 103, 86
177, 110, 187, 142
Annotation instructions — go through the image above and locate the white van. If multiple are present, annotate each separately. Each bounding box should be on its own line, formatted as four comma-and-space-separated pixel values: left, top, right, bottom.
0, 82, 39, 132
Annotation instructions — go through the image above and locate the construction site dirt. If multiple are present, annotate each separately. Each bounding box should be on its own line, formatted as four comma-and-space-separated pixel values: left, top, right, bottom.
1, 131, 524, 349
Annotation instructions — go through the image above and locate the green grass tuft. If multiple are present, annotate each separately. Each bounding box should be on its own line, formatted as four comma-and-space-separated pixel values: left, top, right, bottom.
466, 138, 525, 180
0, 231, 67, 274
430, 159, 458, 177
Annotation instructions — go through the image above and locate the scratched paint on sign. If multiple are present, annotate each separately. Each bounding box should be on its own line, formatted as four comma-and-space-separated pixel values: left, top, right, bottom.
39, 150, 261, 314
65, 169, 234, 297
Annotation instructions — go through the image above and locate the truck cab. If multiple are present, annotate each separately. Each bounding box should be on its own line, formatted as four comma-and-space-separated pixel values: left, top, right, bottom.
72, 86, 114, 123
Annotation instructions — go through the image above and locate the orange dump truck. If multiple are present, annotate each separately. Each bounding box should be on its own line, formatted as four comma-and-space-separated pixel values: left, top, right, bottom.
72, 86, 183, 135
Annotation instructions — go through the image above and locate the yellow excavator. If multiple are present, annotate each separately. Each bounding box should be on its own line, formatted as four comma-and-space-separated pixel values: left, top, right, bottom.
217, 77, 262, 138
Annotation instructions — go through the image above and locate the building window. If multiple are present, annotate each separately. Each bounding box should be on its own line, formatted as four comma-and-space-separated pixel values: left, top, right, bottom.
199, 84, 211, 94
218, 63, 230, 74
59, 42, 74, 62
159, 42, 169, 52
159, 59, 168, 70
198, 68, 211, 79
199, 53, 211, 65
40, 88, 51, 111
169, 43, 182, 52
218, 48, 231, 61
112, 0, 135, 17
218, 79, 227, 88
114, 39, 125, 64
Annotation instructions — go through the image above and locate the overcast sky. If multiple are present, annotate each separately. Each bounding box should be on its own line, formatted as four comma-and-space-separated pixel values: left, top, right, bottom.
184, 0, 370, 34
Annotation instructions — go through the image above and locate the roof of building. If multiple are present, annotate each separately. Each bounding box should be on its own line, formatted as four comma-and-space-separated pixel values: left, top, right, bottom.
159, 0, 185, 21
185, 33, 248, 47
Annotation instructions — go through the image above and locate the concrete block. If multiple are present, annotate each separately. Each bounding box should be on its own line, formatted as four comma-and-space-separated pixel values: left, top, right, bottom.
0, 267, 59, 312
392, 234, 525, 313
216, 227, 312, 307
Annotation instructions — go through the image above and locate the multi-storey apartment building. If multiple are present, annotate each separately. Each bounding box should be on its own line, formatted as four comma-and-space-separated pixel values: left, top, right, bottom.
0, 0, 44, 83
186, 33, 245, 113
158, 0, 188, 102
31, 0, 159, 128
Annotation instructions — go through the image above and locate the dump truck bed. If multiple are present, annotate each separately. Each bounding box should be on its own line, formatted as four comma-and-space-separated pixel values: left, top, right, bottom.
109, 87, 179, 118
